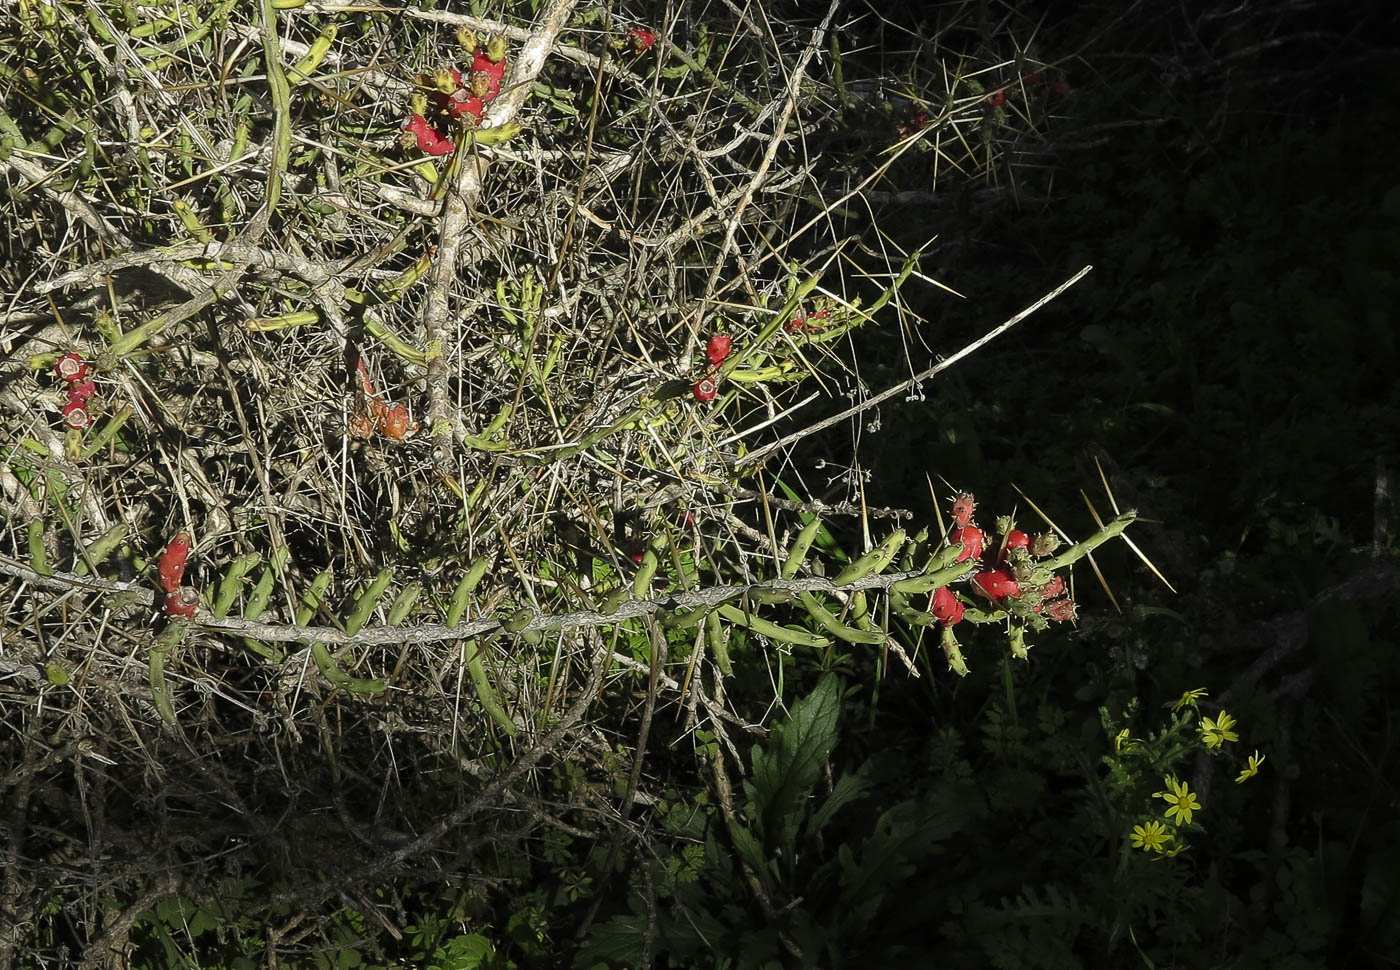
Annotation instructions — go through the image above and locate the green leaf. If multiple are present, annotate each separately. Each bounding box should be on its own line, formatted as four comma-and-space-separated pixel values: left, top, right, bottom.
805, 761, 871, 836
727, 819, 773, 896
748, 674, 841, 850
430, 933, 495, 970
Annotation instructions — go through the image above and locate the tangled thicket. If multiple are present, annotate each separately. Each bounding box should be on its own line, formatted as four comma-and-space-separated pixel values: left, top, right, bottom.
0, 0, 1087, 960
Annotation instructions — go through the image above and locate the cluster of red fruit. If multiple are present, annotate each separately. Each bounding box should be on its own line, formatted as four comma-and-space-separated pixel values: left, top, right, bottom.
692, 333, 731, 402
348, 354, 417, 441
625, 27, 656, 52
784, 309, 829, 335
929, 491, 1077, 629
158, 532, 199, 618
53, 353, 97, 430
403, 31, 510, 156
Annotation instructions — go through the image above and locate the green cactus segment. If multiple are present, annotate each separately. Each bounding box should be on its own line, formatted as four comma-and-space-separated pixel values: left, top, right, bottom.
241, 551, 287, 662
79, 407, 134, 460
1008, 624, 1030, 661
889, 593, 938, 627
447, 558, 491, 627
345, 569, 393, 636
1042, 511, 1137, 571
848, 591, 870, 623
387, 583, 422, 626
900, 527, 930, 571
941, 627, 970, 677
310, 642, 387, 694
661, 608, 707, 631
149, 619, 191, 726
705, 610, 733, 675
213, 553, 262, 619
76, 523, 128, 577
295, 569, 334, 626
799, 592, 885, 645
287, 23, 336, 84
501, 608, 534, 633
463, 639, 516, 735
28, 520, 52, 577
600, 587, 630, 615
716, 603, 831, 648
781, 516, 824, 580
832, 529, 906, 586
890, 544, 973, 594
632, 549, 659, 598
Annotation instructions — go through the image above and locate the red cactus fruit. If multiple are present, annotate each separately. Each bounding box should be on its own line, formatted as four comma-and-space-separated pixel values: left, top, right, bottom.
950, 525, 985, 563
404, 114, 456, 155
692, 377, 718, 402
55, 352, 88, 383
950, 491, 976, 528
377, 403, 418, 440
784, 309, 829, 334
163, 587, 200, 619
706, 334, 732, 366
1039, 574, 1066, 599
61, 401, 91, 430
67, 379, 97, 404
627, 27, 657, 52
447, 92, 485, 122
471, 48, 508, 96
158, 532, 192, 593
986, 90, 1006, 107
1044, 597, 1078, 623
998, 529, 1030, 562
931, 586, 965, 627
973, 568, 1021, 601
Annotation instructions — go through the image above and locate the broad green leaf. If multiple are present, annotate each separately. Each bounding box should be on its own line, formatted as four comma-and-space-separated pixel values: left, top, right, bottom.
748, 674, 841, 850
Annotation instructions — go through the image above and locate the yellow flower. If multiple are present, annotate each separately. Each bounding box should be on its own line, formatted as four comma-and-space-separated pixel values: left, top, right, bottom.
1172, 688, 1208, 712
1114, 728, 1140, 753
1155, 775, 1202, 826
1235, 750, 1265, 783
1160, 838, 1189, 858
1198, 710, 1240, 749
1130, 820, 1170, 853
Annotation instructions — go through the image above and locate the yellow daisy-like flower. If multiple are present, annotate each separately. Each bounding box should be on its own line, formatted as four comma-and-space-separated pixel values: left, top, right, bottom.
1155, 775, 1202, 826
1198, 710, 1240, 749
1160, 839, 1189, 858
1130, 820, 1170, 853
1172, 688, 1208, 712
1235, 750, 1265, 783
